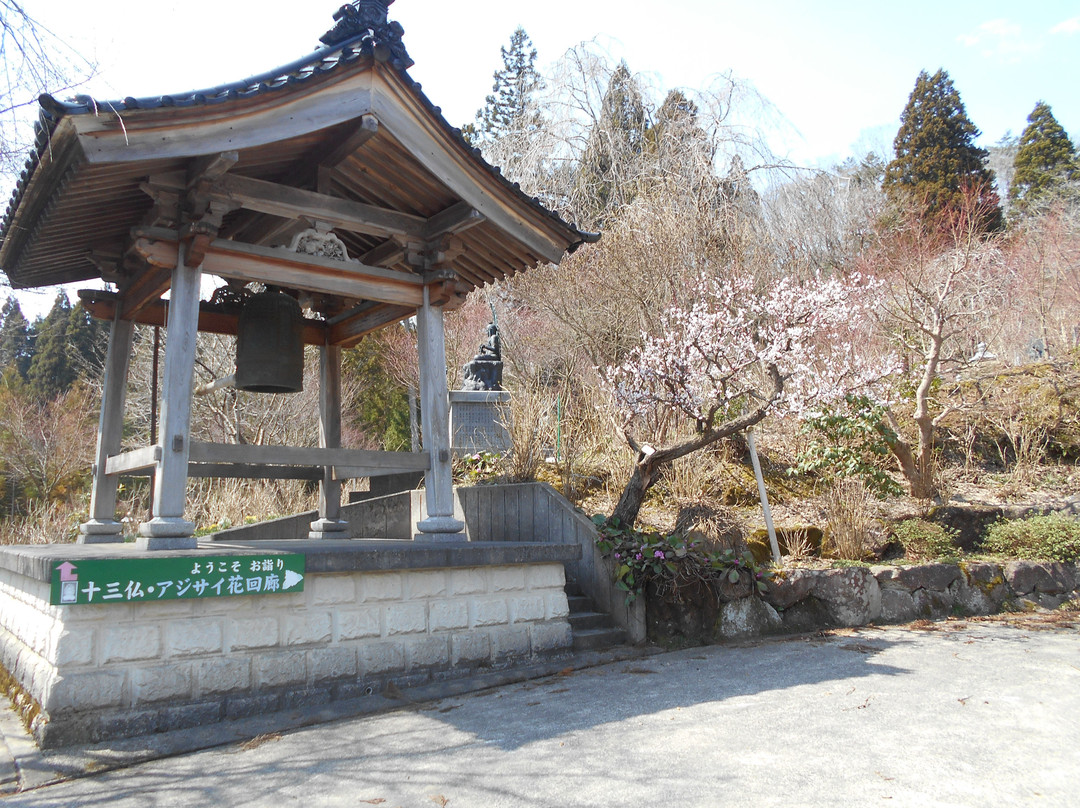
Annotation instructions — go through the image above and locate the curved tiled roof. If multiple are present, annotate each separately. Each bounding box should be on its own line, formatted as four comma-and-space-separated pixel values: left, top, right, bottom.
0, 0, 596, 279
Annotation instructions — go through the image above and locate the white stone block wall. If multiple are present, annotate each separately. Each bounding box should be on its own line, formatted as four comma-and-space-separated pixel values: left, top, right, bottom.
0, 562, 571, 747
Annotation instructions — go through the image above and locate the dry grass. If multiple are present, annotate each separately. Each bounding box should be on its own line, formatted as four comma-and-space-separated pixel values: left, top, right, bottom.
672, 503, 746, 551
783, 526, 818, 562
822, 478, 874, 560
0, 500, 82, 545
187, 478, 318, 531
498, 382, 552, 484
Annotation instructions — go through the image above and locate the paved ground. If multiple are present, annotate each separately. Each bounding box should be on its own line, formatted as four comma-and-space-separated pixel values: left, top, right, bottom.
1, 613, 1078, 807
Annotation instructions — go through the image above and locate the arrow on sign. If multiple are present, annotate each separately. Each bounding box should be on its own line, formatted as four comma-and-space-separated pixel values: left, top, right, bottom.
57, 562, 78, 582
283, 570, 304, 590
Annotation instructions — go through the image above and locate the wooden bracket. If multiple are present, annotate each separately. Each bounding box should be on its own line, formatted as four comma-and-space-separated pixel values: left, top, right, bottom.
186, 151, 239, 219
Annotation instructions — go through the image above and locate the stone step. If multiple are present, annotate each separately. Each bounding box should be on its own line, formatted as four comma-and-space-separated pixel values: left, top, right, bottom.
572, 626, 627, 652
566, 594, 593, 613
564, 578, 585, 598
567, 611, 611, 631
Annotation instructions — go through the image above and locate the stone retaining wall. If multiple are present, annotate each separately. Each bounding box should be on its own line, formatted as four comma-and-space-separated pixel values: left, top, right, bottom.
664, 561, 1080, 644
0, 559, 572, 748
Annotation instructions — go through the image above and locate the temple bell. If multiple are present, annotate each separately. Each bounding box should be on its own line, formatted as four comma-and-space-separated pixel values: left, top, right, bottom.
235, 289, 305, 393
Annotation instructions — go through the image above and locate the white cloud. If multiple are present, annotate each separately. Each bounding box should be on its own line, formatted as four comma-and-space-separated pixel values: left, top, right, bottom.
957, 19, 1041, 63
1050, 17, 1080, 35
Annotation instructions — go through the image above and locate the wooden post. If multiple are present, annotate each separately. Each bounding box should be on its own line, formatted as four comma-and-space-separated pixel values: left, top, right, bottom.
137, 243, 201, 549
747, 430, 781, 563
309, 344, 350, 539
415, 285, 464, 539
79, 314, 135, 543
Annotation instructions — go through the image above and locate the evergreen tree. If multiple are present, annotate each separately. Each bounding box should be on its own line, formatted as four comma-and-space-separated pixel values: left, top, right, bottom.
0, 296, 31, 379
26, 292, 75, 400
343, 339, 412, 451
470, 27, 543, 146
646, 89, 711, 192
1009, 101, 1078, 213
64, 302, 108, 379
884, 69, 1001, 230
574, 62, 649, 224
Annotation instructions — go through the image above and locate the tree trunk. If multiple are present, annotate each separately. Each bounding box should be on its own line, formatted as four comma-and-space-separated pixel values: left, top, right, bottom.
610, 455, 659, 528
609, 365, 782, 529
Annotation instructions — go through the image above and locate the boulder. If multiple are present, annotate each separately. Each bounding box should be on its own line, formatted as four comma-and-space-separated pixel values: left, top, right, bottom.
913, 589, 955, 620
875, 563, 961, 592
715, 569, 754, 602
717, 597, 782, 640
780, 596, 834, 633
763, 569, 815, 610
926, 505, 1003, 551
957, 562, 1007, 611
1018, 593, 1070, 611
1004, 561, 1076, 596
810, 568, 881, 626
950, 578, 996, 616
878, 588, 918, 624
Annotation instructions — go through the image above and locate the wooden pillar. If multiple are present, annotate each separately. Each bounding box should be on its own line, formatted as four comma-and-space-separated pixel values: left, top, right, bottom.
415, 285, 464, 538
309, 344, 350, 539
78, 314, 135, 543
137, 243, 201, 549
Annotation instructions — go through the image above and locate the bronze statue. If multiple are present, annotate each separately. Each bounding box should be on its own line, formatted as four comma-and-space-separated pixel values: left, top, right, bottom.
462, 308, 503, 391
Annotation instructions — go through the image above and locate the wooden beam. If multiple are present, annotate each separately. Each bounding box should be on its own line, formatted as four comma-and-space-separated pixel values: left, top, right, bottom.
422, 201, 486, 239
213, 174, 427, 240
105, 445, 162, 476
241, 215, 315, 249
78, 290, 329, 345
186, 462, 423, 481
320, 115, 379, 168
132, 237, 425, 307
189, 152, 239, 186
329, 303, 414, 347
188, 463, 325, 481
188, 441, 431, 471
359, 238, 406, 267
71, 74, 376, 163
119, 266, 173, 319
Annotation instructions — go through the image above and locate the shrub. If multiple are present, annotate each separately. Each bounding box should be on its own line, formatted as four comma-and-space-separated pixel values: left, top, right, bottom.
892, 518, 958, 561
822, 478, 875, 560
593, 516, 770, 603
981, 513, 1080, 562
794, 395, 903, 498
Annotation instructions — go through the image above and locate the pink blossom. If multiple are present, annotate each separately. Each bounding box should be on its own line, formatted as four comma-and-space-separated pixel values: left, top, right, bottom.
602, 270, 896, 431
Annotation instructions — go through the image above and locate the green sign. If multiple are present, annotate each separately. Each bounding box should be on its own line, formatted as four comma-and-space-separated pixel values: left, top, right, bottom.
50, 554, 305, 606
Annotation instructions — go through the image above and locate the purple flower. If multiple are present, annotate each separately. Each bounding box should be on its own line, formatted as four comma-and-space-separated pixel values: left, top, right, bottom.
614, 553, 621, 559
654, 550, 665, 559
635, 553, 643, 561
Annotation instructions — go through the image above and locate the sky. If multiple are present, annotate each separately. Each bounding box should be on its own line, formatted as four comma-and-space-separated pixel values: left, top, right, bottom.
7, 0, 1080, 317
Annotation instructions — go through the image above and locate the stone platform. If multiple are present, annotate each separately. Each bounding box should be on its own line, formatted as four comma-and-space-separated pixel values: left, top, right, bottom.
0, 539, 579, 749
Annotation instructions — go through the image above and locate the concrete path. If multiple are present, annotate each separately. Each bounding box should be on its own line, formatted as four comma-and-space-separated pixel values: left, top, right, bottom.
2, 613, 1078, 807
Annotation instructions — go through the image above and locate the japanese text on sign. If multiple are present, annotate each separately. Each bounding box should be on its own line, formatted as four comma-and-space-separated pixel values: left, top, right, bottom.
50, 554, 305, 606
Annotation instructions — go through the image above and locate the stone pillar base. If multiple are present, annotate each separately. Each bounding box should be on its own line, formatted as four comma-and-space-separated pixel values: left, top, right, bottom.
135, 535, 198, 551
416, 515, 465, 536
137, 517, 197, 550
414, 531, 467, 543
78, 520, 125, 543
309, 518, 351, 540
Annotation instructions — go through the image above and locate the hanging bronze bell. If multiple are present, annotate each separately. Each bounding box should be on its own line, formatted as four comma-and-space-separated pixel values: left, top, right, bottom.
235, 290, 304, 393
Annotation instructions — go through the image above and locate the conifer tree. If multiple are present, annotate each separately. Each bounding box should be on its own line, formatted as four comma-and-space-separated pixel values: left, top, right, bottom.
26, 292, 75, 400
574, 62, 649, 224
1009, 101, 1078, 213
64, 301, 108, 378
0, 296, 31, 379
884, 69, 1001, 230
468, 27, 543, 146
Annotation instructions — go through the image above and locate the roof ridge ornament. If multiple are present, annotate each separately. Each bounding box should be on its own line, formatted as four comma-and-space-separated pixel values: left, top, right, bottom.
321, 0, 413, 70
